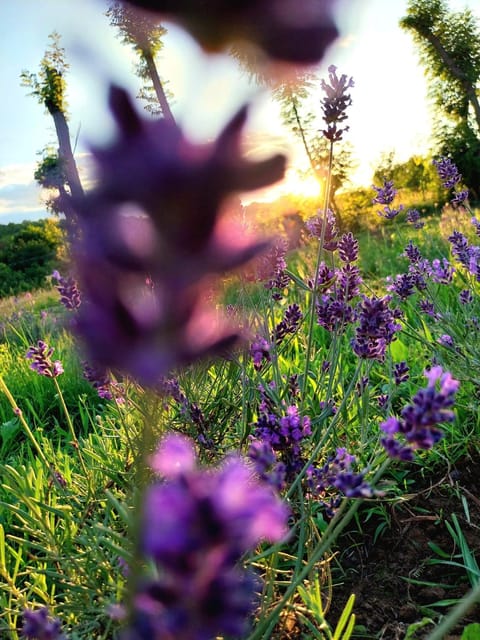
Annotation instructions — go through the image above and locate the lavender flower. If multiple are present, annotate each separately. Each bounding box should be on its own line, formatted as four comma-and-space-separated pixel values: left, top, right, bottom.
337, 232, 359, 263
272, 303, 303, 344
393, 361, 409, 385
372, 178, 404, 219
403, 241, 422, 264
26, 341, 63, 378
433, 157, 462, 189
471, 217, 480, 237
22, 607, 66, 640
250, 336, 272, 370
381, 366, 459, 460
121, 0, 339, 64
247, 438, 286, 491
124, 434, 288, 640
459, 289, 473, 304
430, 258, 454, 284
83, 362, 125, 403
351, 295, 402, 361
307, 448, 373, 516
254, 405, 311, 476
305, 209, 338, 250
255, 238, 290, 299
65, 87, 286, 384
438, 334, 454, 348
320, 65, 354, 141
51, 271, 81, 311
406, 208, 424, 229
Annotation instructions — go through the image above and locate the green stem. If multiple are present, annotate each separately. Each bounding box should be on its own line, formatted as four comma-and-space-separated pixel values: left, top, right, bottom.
0, 375, 51, 469
300, 139, 335, 407
53, 377, 90, 483
425, 581, 480, 640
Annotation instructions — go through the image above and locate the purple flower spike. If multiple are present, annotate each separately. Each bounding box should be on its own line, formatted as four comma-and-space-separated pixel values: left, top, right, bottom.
381, 366, 459, 459
433, 157, 462, 189
321, 65, 354, 141
352, 295, 402, 361
22, 607, 66, 640
305, 209, 338, 250
128, 434, 289, 640
118, 0, 339, 64
26, 341, 64, 378
51, 271, 81, 311
65, 87, 287, 384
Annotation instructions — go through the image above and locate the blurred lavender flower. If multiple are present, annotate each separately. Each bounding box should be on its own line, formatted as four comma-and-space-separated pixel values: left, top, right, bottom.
406, 208, 424, 229
320, 65, 354, 141
387, 273, 416, 300
51, 271, 81, 311
438, 334, 454, 348
393, 361, 409, 385
65, 87, 286, 384
459, 289, 473, 304
381, 366, 459, 460
307, 448, 373, 516
471, 217, 480, 237
255, 238, 290, 299
305, 209, 338, 250
22, 607, 66, 640
419, 300, 438, 318
120, 0, 339, 63
123, 434, 288, 640
430, 258, 454, 284
250, 336, 272, 370
26, 341, 63, 378
83, 362, 125, 404
247, 438, 286, 491
377, 394, 389, 409
351, 295, 402, 361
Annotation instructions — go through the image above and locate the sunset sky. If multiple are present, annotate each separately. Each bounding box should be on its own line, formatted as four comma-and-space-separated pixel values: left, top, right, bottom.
0, 0, 479, 222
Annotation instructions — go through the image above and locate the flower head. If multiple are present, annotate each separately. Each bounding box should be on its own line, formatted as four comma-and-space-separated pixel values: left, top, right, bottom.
320, 65, 354, 141
65, 87, 286, 383
26, 341, 63, 378
118, 0, 339, 64
22, 607, 66, 640
381, 367, 459, 459
124, 434, 289, 640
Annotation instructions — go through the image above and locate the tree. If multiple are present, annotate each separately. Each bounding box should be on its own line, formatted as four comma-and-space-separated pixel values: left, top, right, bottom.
106, 2, 174, 121
400, 0, 480, 198
21, 33, 84, 204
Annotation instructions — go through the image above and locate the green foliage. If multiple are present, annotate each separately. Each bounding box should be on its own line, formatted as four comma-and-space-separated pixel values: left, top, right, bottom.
0, 220, 63, 298
20, 32, 69, 115
400, 0, 480, 197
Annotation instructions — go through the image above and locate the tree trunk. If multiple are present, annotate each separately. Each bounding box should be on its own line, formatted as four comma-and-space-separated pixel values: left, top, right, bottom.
49, 108, 84, 200
143, 51, 175, 123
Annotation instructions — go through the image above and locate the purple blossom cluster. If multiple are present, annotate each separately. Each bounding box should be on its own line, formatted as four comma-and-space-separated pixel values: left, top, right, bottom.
254, 238, 290, 300
320, 65, 354, 141
433, 157, 469, 207
305, 209, 338, 250
51, 270, 81, 311
381, 366, 459, 460
406, 208, 424, 229
272, 303, 303, 344
83, 362, 125, 404
122, 434, 288, 640
449, 230, 480, 282
393, 361, 410, 385
351, 295, 402, 361
307, 448, 373, 515
26, 341, 64, 378
250, 335, 272, 370
22, 607, 67, 640
253, 404, 312, 476
372, 178, 404, 219
315, 230, 362, 333
65, 89, 286, 384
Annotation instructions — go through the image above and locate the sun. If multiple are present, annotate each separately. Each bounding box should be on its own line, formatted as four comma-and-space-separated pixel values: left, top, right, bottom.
281, 167, 324, 200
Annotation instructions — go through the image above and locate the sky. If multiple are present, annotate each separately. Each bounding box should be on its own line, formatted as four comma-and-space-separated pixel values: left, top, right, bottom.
0, 0, 479, 223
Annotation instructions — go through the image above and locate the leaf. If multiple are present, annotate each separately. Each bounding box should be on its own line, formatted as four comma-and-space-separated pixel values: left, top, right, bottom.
461, 623, 480, 639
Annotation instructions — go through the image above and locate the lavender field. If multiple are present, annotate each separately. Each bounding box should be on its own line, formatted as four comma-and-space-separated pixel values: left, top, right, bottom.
1, 1, 480, 639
